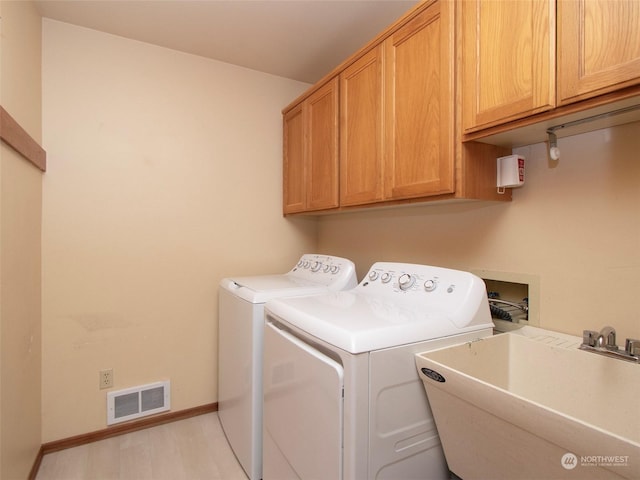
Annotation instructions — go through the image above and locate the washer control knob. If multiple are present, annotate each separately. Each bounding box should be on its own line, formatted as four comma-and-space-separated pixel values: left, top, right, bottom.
398, 273, 415, 291
381, 272, 392, 283
311, 261, 322, 272
368, 271, 379, 281
323, 264, 331, 273
303, 261, 310, 269
424, 279, 437, 292
330, 265, 340, 274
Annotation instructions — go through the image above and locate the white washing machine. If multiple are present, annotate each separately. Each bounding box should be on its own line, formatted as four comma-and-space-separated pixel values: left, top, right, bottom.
218, 254, 357, 480
262, 262, 494, 480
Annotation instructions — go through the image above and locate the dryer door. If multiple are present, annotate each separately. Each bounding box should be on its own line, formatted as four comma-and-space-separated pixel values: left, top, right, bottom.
263, 320, 344, 480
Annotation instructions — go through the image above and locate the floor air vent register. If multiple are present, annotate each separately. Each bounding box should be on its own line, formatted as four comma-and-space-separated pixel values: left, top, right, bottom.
107, 381, 170, 425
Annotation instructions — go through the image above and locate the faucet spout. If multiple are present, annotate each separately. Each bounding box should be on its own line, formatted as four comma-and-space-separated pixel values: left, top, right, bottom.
597, 326, 617, 351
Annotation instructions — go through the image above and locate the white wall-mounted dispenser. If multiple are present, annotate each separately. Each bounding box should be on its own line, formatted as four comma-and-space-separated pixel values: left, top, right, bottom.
497, 154, 525, 194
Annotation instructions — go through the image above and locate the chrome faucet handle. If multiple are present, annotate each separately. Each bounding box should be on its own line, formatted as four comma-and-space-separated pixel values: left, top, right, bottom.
597, 326, 617, 351
582, 330, 598, 347
625, 338, 640, 356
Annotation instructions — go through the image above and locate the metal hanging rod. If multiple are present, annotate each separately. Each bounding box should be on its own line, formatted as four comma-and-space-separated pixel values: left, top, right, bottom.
546, 103, 640, 160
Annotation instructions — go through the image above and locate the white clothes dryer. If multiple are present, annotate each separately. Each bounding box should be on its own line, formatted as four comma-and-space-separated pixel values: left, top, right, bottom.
262, 262, 494, 480
218, 254, 357, 480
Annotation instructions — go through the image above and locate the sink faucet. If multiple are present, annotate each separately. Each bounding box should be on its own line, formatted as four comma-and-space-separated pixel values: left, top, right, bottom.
580, 326, 640, 363
596, 326, 617, 351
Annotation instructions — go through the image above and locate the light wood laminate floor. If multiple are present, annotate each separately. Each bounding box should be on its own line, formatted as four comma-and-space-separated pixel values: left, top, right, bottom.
36, 413, 248, 480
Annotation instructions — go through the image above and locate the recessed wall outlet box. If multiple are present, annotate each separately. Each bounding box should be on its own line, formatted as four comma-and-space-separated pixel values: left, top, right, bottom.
497, 154, 525, 188
107, 380, 170, 425
472, 268, 540, 330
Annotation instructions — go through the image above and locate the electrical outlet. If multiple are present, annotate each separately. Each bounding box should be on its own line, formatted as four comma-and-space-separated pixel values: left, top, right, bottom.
99, 369, 114, 389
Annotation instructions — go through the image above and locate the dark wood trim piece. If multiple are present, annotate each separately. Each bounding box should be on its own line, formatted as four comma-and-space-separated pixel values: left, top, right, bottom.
28, 446, 45, 480
40, 402, 218, 455
0, 105, 46, 171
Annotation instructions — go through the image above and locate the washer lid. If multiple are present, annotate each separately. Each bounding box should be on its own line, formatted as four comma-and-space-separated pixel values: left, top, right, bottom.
220, 275, 331, 303
266, 290, 494, 354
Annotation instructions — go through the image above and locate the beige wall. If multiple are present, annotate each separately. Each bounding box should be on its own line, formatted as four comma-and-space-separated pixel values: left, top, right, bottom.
0, 0, 43, 478
319, 122, 640, 342
41, 19, 315, 442
37, 8, 640, 448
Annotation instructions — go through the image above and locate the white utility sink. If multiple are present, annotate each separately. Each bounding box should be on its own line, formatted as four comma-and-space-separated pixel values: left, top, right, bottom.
415, 326, 640, 480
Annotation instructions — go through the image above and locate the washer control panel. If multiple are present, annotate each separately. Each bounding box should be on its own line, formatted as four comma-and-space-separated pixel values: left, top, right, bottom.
289, 254, 357, 288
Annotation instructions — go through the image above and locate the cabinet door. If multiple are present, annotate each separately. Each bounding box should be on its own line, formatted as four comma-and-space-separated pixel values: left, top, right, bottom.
306, 78, 339, 211
340, 46, 384, 206
462, 0, 555, 132
283, 104, 306, 214
384, 0, 454, 201
558, 0, 640, 105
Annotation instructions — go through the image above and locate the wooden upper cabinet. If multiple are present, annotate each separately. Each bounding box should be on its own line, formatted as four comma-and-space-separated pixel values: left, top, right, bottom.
340, 46, 384, 207
306, 79, 339, 211
461, 0, 555, 132
339, 0, 456, 208
283, 78, 339, 214
558, 0, 640, 105
283, 0, 509, 214
384, 0, 454, 200
283, 104, 305, 214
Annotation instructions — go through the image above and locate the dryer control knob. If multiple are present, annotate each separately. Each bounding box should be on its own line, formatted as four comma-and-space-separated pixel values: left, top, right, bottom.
398, 273, 415, 291
330, 265, 340, 274
323, 264, 331, 273
424, 279, 437, 292
311, 261, 322, 272
368, 271, 379, 281
381, 272, 392, 283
